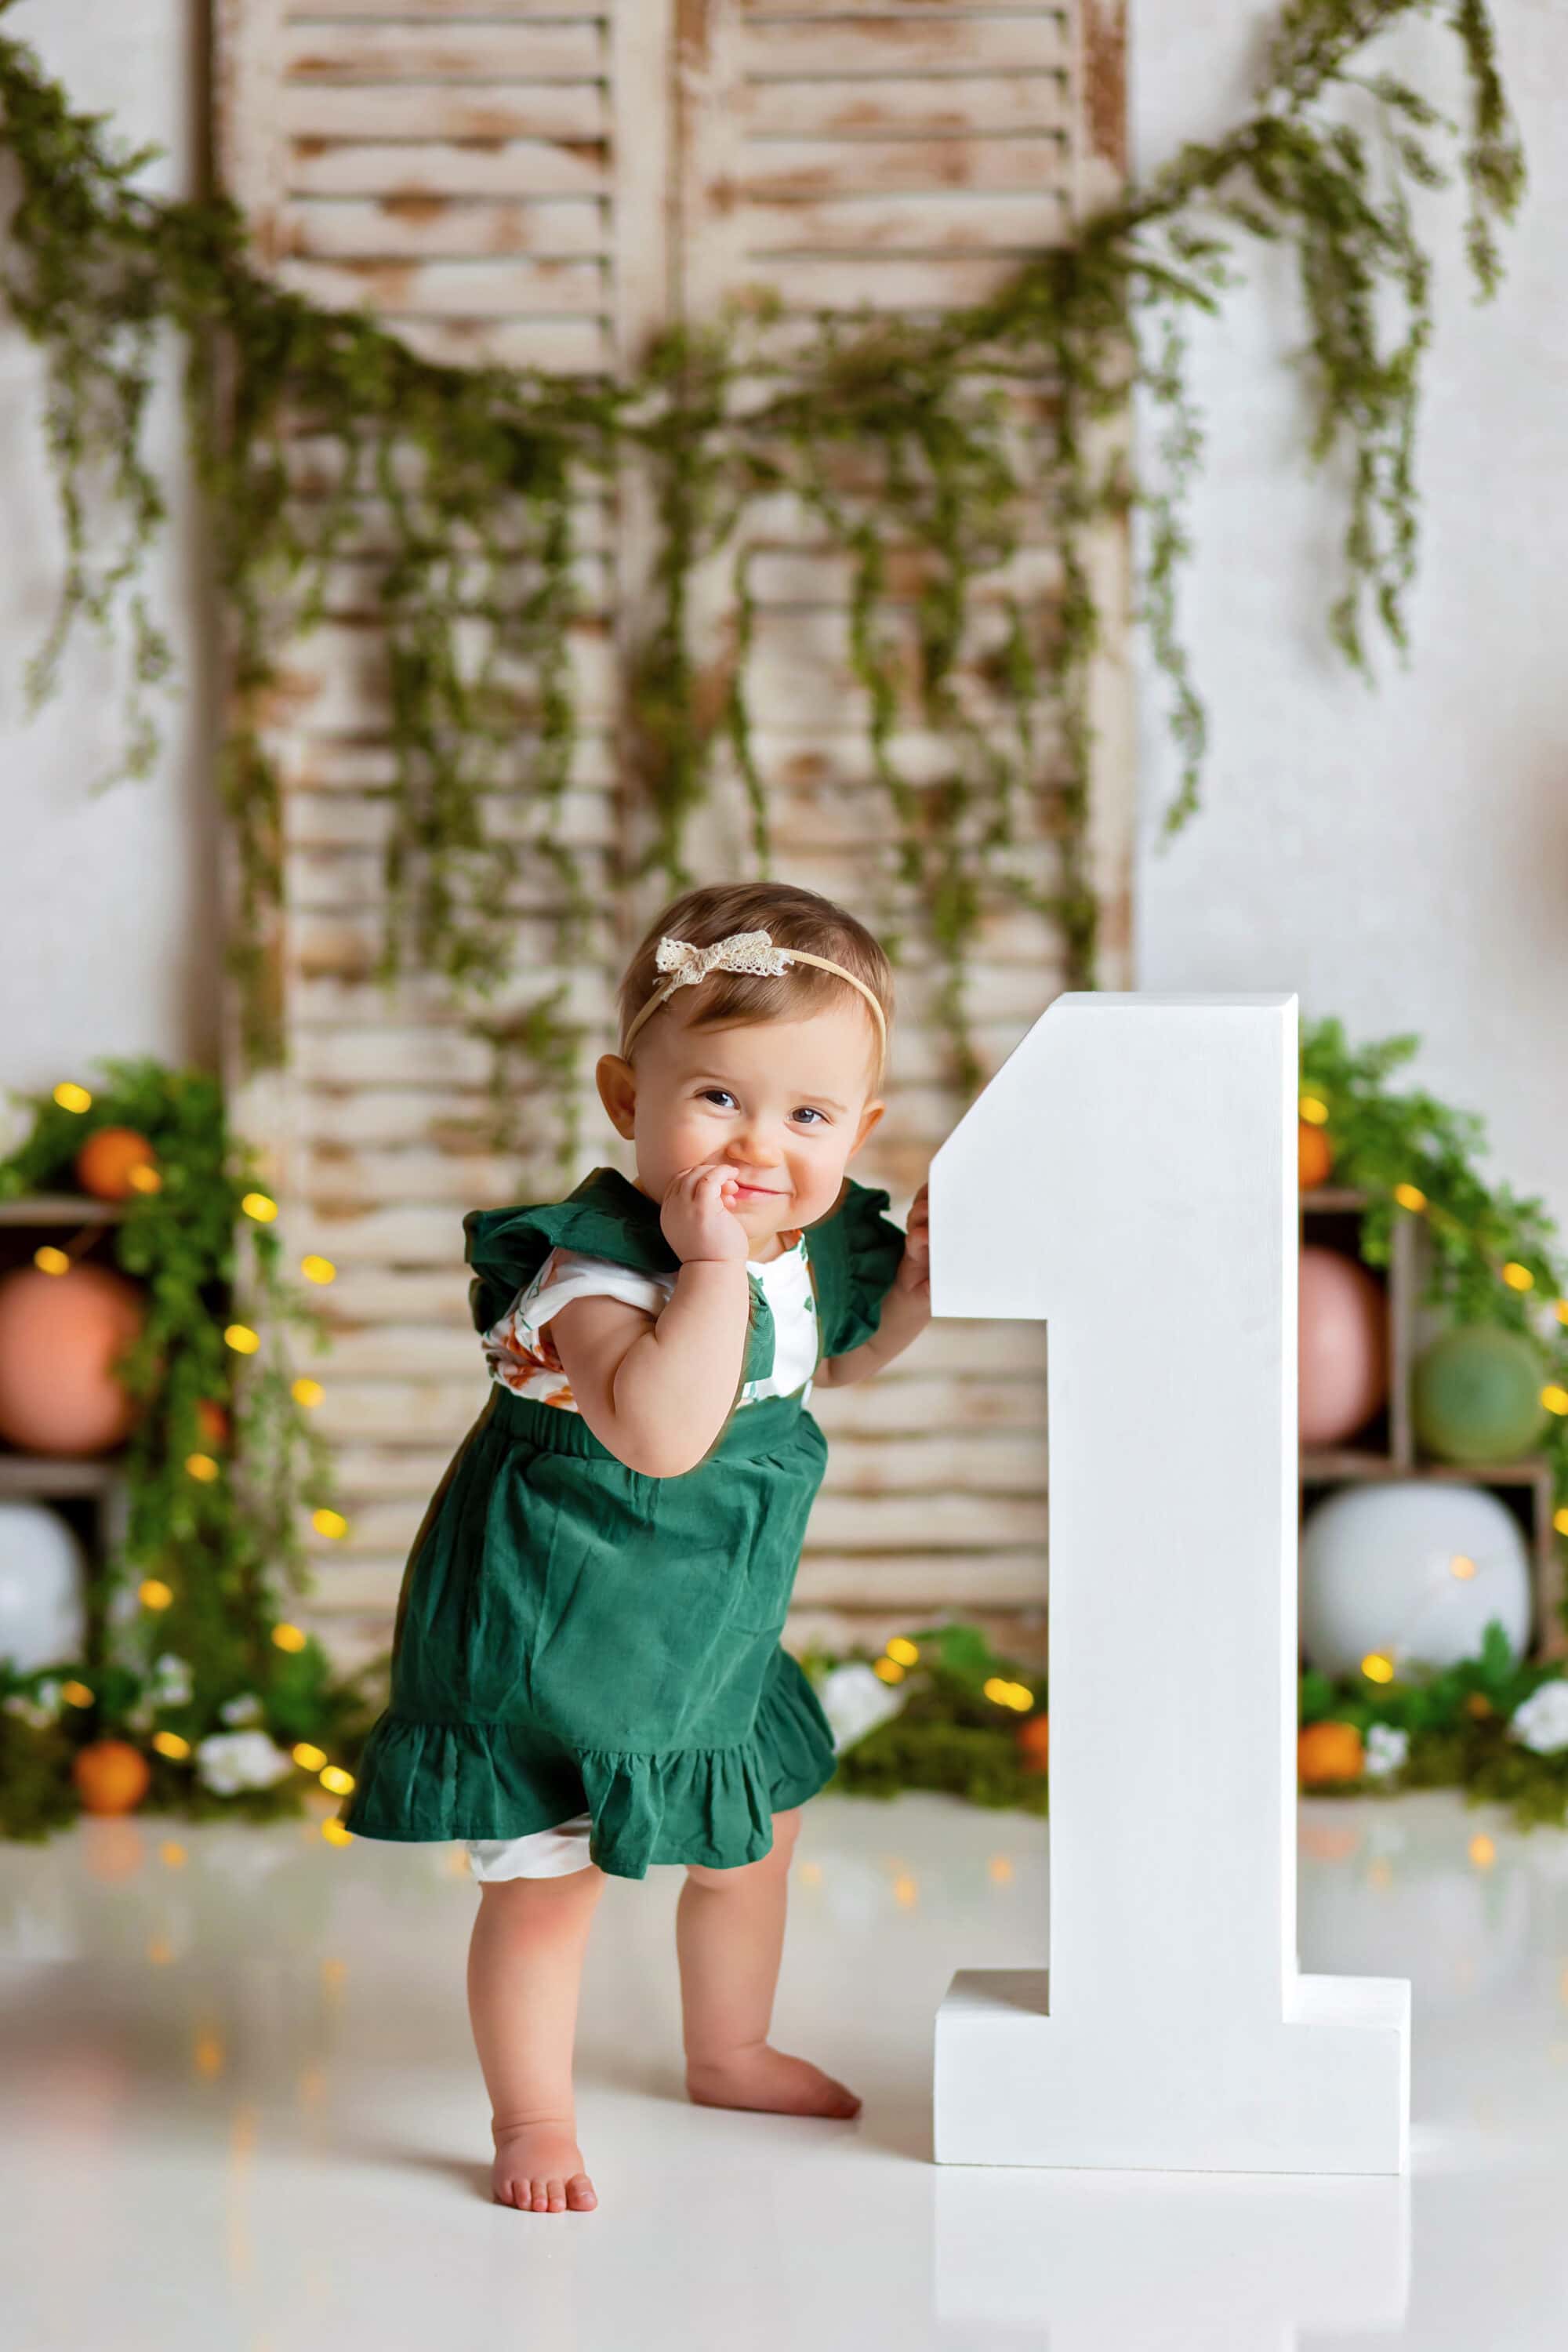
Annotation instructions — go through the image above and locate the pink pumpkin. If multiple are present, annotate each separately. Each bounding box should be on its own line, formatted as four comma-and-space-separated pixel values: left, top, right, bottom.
0, 1262, 145, 1454
1298, 1246, 1388, 1448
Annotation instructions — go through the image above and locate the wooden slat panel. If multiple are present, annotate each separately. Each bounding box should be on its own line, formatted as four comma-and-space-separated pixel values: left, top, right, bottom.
741, 132, 1070, 198
282, 85, 609, 140
281, 24, 605, 79
217, 0, 1124, 1672
282, 198, 607, 260
747, 74, 1068, 138
742, 18, 1069, 74
287, 139, 613, 199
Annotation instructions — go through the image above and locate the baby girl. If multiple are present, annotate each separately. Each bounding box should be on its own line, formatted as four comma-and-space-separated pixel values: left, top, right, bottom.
341, 880, 931, 2213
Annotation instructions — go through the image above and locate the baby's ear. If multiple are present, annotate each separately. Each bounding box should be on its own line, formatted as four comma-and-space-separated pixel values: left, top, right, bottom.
596, 1053, 637, 1138
849, 1098, 885, 1156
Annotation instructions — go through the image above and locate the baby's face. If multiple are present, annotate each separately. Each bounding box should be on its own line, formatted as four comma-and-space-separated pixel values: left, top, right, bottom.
597, 996, 885, 1243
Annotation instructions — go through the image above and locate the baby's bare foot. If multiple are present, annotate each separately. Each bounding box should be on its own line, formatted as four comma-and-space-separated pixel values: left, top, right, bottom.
686, 2043, 862, 2119
490, 2117, 597, 2213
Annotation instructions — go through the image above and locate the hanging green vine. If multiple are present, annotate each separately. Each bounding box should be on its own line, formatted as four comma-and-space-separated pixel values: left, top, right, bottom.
0, 0, 1525, 1137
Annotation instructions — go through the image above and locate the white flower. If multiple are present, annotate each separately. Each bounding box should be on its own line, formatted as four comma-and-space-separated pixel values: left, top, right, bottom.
817, 1661, 910, 1755
1508, 1679, 1568, 1756
219, 1693, 263, 1726
3, 1679, 63, 1730
194, 1730, 296, 1796
149, 1653, 194, 1707
1363, 1723, 1409, 1780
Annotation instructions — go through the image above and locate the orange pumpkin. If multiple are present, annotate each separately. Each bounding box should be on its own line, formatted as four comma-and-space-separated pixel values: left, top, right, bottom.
1016, 1712, 1050, 1773
75, 1127, 158, 1202
1298, 1720, 1364, 1786
1298, 1121, 1334, 1189
195, 1398, 230, 1447
73, 1737, 151, 1816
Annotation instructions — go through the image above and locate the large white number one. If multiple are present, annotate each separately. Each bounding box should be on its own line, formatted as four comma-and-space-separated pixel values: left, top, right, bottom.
929, 994, 1410, 2172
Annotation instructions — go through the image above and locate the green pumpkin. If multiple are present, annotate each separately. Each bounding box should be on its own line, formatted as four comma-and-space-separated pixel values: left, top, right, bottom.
1411, 1325, 1548, 1464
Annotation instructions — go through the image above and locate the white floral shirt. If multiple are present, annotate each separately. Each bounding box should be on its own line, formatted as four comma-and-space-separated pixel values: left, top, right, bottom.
480, 1231, 819, 1414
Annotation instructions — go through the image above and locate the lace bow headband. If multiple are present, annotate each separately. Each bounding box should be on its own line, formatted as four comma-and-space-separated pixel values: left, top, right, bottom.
622, 927, 887, 1058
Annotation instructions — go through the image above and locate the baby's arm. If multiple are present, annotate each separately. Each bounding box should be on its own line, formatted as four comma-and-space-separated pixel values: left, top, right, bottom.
815, 1178, 931, 1390
550, 1163, 752, 1477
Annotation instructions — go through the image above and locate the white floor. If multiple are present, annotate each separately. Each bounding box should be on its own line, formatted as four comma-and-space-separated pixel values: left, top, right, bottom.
4, 1784, 1568, 2351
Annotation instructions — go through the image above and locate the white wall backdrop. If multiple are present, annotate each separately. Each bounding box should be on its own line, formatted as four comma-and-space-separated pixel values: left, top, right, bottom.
1131, 0, 1568, 1229
0, 0, 217, 1138
0, 0, 1564, 1247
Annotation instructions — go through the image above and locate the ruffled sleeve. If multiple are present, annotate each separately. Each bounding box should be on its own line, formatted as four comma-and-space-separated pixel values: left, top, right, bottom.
812, 1176, 907, 1359
463, 1203, 570, 1339
463, 1167, 681, 1338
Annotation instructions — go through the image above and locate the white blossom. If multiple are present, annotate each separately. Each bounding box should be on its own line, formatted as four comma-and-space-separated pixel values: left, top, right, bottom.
149, 1653, 194, 1707
1362, 1723, 1409, 1780
194, 1730, 296, 1796
219, 1693, 264, 1726
817, 1661, 910, 1755
1508, 1678, 1568, 1757
3, 1679, 63, 1730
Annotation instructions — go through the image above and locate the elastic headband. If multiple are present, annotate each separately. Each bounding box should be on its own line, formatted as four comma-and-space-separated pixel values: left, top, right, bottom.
622, 927, 887, 1059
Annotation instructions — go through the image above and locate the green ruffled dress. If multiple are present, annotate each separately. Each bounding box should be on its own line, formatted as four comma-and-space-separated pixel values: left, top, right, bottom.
339, 1163, 906, 1879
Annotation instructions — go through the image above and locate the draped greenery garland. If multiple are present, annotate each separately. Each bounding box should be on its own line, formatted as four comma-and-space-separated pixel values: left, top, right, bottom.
0, 0, 1525, 1173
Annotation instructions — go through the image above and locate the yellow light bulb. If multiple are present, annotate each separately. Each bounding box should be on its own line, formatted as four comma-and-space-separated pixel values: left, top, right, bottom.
292, 1377, 325, 1409
1468, 1834, 1496, 1870
1011, 1682, 1035, 1711
321, 1820, 353, 1846
224, 1323, 261, 1355
891, 1873, 918, 1908
152, 1731, 191, 1760
1557, 1301, 1568, 1327
1299, 1096, 1330, 1126
1449, 1555, 1477, 1581
884, 1635, 920, 1666
160, 1842, 187, 1867
1361, 1653, 1395, 1684
139, 1578, 174, 1610
292, 1742, 328, 1772
241, 1192, 278, 1222
1393, 1183, 1427, 1213
982, 1676, 1012, 1706
271, 1622, 308, 1654
53, 1082, 91, 1113
1502, 1262, 1535, 1292
872, 1656, 905, 1684
127, 1164, 162, 1193
300, 1254, 336, 1285
319, 1765, 355, 1796
33, 1245, 70, 1276
1555, 1508, 1568, 1538
60, 1680, 95, 1707
311, 1508, 349, 1540
185, 1452, 220, 1483
1541, 1386, 1568, 1417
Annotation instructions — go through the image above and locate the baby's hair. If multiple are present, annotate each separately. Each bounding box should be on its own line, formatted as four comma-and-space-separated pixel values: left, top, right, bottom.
616, 882, 894, 1095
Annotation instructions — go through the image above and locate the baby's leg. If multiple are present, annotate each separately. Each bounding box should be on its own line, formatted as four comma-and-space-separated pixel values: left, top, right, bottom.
677, 1805, 861, 2120
466, 1860, 607, 2212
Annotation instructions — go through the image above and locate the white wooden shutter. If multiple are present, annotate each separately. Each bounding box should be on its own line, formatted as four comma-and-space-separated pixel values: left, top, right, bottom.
215, 0, 1128, 1678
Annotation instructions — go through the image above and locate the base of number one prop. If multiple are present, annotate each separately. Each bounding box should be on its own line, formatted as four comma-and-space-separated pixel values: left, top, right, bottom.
930, 995, 1410, 2173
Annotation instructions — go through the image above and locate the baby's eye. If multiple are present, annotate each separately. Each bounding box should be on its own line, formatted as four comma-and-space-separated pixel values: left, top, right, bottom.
792, 1107, 827, 1126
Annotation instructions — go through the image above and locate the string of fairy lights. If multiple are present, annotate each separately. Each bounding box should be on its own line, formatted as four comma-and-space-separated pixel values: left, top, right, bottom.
30, 1079, 361, 1842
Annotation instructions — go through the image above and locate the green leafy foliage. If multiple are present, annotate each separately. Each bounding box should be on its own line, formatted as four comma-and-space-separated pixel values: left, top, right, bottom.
0, 1056, 379, 1837
0, 0, 1526, 1150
